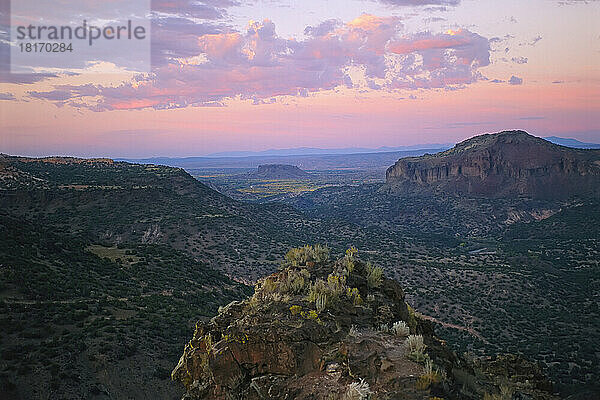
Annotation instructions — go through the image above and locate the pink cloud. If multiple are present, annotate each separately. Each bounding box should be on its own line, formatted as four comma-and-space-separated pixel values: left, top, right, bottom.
151, 0, 238, 20
379, 0, 460, 5
27, 15, 492, 111
388, 29, 490, 67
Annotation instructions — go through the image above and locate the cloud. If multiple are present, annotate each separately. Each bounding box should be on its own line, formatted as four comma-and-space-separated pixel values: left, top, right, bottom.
0, 2, 59, 84
423, 17, 447, 23
530, 36, 543, 45
304, 19, 340, 37
446, 121, 494, 127
378, 0, 460, 5
386, 28, 490, 88
151, 0, 239, 20
511, 56, 528, 64
0, 0, 235, 83
28, 90, 76, 101
520, 35, 542, 47
509, 75, 523, 85
152, 16, 225, 67
518, 116, 545, 120
27, 15, 492, 111
558, 0, 600, 5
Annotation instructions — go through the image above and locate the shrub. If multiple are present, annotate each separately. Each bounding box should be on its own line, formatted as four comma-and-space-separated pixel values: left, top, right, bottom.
483, 385, 513, 400
254, 268, 309, 302
392, 321, 410, 337
326, 274, 346, 295
312, 244, 330, 263
307, 275, 346, 309
346, 287, 363, 306
307, 279, 328, 303
289, 305, 302, 315
227, 373, 245, 391
406, 303, 417, 333
270, 293, 291, 303
280, 269, 310, 294
406, 334, 426, 362
284, 246, 310, 267
345, 246, 358, 259
365, 263, 383, 288
315, 293, 328, 312
260, 278, 278, 294
345, 257, 355, 273
251, 277, 279, 303
416, 359, 442, 390
406, 334, 424, 352
284, 244, 330, 267
344, 246, 358, 273
301, 310, 320, 321
344, 378, 371, 400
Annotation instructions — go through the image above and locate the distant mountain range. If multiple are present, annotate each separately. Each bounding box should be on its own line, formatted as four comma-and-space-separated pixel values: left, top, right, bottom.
118, 148, 449, 171
543, 136, 600, 149
205, 143, 454, 157
118, 136, 599, 166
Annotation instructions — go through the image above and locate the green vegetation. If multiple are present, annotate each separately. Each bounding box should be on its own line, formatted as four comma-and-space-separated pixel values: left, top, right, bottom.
1, 156, 598, 397
285, 184, 600, 395
405, 334, 426, 362
188, 167, 384, 203
416, 359, 443, 390
279, 268, 310, 294
289, 305, 302, 315
391, 320, 409, 337
0, 212, 251, 398
343, 378, 371, 400
365, 262, 383, 288
307, 277, 343, 309
284, 244, 330, 267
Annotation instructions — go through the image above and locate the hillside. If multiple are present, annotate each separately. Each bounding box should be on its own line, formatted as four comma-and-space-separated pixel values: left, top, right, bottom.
385, 131, 600, 199
0, 212, 251, 399
172, 245, 557, 399
0, 155, 322, 399
0, 155, 348, 282
285, 170, 599, 394
1, 153, 599, 398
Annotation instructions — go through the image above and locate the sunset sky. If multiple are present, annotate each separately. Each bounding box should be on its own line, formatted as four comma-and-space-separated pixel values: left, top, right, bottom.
1, 0, 599, 157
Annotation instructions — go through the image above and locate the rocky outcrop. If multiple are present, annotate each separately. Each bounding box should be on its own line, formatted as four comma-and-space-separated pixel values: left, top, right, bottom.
385, 131, 600, 199
249, 164, 310, 179
172, 245, 558, 400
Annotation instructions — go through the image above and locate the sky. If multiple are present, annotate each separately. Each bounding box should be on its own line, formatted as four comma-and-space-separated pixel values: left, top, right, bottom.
0, 0, 599, 158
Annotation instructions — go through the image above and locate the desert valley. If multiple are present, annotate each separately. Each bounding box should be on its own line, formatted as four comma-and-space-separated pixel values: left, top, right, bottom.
1, 130, 599, 399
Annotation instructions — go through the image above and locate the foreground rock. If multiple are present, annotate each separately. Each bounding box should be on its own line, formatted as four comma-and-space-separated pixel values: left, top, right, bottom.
386, 130, 600, 199
172, 246, 557, 399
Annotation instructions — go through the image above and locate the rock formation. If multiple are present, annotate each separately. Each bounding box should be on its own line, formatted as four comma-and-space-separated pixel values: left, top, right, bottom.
385, 131, 600, 199
249, 164, 310, 179
172, 245, 557, 399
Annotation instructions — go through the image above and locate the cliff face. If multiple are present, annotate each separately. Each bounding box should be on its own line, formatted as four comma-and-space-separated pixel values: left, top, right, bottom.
385, 131, 600, 199
172, 245, 557, 400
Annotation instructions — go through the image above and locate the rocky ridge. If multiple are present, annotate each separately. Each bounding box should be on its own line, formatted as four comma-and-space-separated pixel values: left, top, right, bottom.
385, 131, 600, 199
249, 164, 310, 179
172, 245, 557, 400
